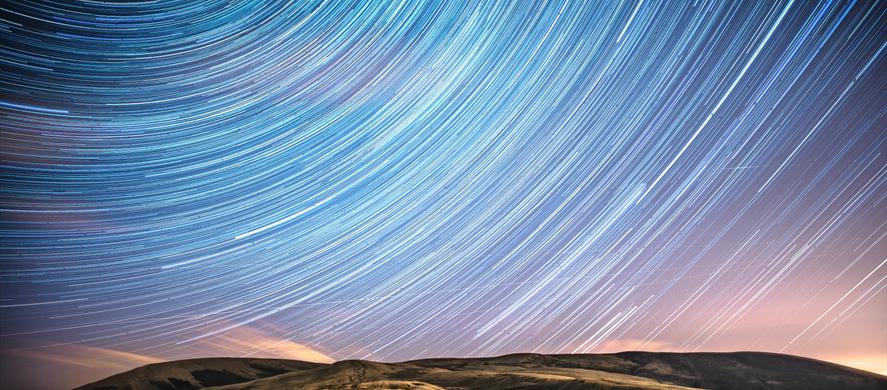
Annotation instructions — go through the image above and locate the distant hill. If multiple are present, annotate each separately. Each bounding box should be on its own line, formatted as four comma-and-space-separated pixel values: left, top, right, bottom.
74, 351, 887, 390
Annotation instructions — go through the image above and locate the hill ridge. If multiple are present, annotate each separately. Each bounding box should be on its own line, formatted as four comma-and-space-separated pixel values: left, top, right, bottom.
75, 351, 887, 390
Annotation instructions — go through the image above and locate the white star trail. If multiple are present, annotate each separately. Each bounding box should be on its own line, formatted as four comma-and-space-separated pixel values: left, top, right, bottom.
0, 0, 884, 377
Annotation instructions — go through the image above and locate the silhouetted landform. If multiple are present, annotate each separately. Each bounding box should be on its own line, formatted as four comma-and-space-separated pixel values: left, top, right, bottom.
74, 351, 887, 390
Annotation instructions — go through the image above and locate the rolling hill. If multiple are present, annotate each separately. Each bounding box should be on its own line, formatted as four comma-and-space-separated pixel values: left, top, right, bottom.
74, 351, 887, 390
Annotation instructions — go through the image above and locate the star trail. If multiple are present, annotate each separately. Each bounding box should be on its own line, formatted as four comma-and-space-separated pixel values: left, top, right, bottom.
1, 1, 885, 388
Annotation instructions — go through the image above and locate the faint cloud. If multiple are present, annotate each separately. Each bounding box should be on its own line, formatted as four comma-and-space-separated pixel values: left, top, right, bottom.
193, 325, 334, 363
8, 345, 162, 371
1, 326, 332, 390
594, 338, 676, 353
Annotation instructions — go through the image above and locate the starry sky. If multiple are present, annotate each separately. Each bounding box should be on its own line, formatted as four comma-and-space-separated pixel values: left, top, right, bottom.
1, 1, 885, 389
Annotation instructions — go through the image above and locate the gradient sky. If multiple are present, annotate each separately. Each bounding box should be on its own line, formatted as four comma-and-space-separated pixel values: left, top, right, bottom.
1, 1, 885, 389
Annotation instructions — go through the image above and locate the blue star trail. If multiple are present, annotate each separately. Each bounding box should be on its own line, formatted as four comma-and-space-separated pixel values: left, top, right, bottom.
0, 0, 885, 380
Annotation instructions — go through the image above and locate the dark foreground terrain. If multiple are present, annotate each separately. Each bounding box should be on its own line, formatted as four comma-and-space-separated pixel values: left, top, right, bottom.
75, 351, 886, 390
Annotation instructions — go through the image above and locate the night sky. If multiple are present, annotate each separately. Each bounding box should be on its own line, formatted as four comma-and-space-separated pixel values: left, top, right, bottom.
1, 1, 885, 389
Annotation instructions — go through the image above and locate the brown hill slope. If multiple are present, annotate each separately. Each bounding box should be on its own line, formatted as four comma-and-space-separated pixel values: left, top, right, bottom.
74, 352, 886, 390
73, 358, 324, 390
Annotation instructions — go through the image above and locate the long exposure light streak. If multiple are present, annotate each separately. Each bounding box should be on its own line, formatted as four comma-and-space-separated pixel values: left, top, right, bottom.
1, 0, 885, 388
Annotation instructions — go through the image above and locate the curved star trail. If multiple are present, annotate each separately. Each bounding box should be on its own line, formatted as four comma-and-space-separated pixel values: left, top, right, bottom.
1, 0, 885, 385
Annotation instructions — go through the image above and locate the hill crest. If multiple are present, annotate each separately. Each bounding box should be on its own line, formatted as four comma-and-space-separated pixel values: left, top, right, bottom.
75, 351, 887, 390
